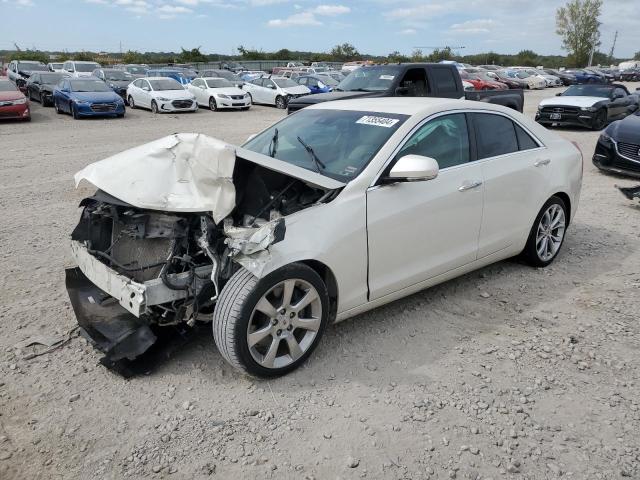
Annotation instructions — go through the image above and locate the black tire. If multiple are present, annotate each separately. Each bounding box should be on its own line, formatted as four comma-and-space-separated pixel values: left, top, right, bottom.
522, 195, 568, 268
247, 92, 253, 103
275, 95, 287, 109
209, 97, 217, 111
151, 100, 158, 114
241, 106, 250, 111
71, 102, 80, 119
54, 100, 62, 114
28, 88, 34, 101
591, 109, 607, 130
128, 96, 135, 109
213, 263, 329, 377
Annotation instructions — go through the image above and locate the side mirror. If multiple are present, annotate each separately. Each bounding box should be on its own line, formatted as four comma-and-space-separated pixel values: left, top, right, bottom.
386, 155, 439, 182
556, 92, 562, 96
246, 133, 257, 142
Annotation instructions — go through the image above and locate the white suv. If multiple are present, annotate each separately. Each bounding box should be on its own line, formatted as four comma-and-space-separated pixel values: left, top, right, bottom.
62, 61, 101, 78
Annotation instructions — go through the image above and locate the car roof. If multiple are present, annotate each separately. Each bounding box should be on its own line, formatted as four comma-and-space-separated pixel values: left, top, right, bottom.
145, 76, 181, 81
308, 97, 515, 117
69, 76, 101, 81
71, 60, 99, 63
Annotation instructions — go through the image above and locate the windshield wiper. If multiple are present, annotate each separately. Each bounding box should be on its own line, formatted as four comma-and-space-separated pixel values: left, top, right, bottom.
268, 128, 279, 158
296, 136, 326, 174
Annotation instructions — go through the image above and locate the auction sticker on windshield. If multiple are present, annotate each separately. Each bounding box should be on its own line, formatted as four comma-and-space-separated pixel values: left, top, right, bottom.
356, 115, 400, 128
379, 75, 395, 80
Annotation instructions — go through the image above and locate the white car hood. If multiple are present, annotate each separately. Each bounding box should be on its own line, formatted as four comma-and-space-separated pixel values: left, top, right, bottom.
151, 89, 192, 100
281, 85, 311, 95
539, 96, 606, 108
74, 133, 344, 223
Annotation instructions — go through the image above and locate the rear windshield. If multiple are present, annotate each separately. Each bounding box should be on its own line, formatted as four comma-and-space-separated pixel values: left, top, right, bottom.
75, 63, 100, 72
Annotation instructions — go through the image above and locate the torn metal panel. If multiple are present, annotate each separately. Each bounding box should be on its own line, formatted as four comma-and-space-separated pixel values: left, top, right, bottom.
223, 218, 286, 276
618, 185, 640, 201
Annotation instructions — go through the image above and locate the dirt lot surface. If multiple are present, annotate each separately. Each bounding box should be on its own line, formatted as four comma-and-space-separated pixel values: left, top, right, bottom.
1, 84, 640, 480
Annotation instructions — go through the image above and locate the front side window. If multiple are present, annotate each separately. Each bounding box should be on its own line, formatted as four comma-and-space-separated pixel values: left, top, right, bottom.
396, 114, 470, 169
474, 113, 519, 159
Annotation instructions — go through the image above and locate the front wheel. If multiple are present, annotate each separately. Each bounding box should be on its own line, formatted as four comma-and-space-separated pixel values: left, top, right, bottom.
522, 196, 568, 267
71, 102, 80, 119
209, 97, 217, 111
213, 264, 329, 377
151, 100, 158, 114
54, 100, 62, 114
275, 95, 287, 109
591, 109, 607, 130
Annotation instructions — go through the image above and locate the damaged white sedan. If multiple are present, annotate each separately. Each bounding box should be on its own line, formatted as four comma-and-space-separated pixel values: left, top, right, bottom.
66, 98, 583, 377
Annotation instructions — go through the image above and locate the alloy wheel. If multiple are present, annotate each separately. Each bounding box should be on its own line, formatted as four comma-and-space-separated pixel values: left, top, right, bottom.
247, 278, 322, 369
535, 204, 566, 262
151, 100, 158, 113
275, 95, 286, 109
209, 97, 217, 111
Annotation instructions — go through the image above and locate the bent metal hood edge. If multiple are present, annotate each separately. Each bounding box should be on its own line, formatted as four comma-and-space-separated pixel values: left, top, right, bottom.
73, 133, 344, 224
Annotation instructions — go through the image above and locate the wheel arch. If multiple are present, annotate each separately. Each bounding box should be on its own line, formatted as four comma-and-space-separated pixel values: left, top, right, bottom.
297, 259, 338, 323
551, 191, 571, 225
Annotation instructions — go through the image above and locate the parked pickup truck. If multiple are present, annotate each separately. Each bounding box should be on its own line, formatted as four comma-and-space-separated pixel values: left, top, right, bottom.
287, 63, 524, 114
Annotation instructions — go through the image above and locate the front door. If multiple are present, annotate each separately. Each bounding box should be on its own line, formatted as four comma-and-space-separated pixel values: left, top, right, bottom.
367, 113, 484, 299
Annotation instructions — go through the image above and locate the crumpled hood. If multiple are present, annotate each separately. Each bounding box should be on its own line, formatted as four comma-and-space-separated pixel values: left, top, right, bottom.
539, 96, 608, 108
74, 133, 344, 224
281, 85, 311, 95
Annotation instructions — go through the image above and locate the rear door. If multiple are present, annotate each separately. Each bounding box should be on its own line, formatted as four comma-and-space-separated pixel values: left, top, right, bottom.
472, 112, 551, 257
610, 87, 632, 119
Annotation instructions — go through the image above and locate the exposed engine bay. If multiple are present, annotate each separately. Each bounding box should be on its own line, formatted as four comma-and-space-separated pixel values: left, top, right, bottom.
65, 134, 340, 369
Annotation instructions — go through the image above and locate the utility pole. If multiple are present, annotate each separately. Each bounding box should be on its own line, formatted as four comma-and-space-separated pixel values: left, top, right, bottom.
608, 31, 618, 65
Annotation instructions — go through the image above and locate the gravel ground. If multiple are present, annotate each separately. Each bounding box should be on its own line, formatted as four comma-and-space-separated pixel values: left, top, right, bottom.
1, 84, 639, 480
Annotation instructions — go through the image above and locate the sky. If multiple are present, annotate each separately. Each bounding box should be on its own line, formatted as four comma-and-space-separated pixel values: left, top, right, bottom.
1, 0, 639, 59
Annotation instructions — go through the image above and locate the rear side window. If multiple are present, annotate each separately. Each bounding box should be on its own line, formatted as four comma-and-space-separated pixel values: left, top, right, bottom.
473, 113, 518, 159
432, 68, 458, 93
514, 124, 539, 150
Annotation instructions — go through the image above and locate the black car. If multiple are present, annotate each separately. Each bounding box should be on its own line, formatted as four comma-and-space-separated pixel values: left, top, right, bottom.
25, 72, 68, 106
92, 68, 134, 102
593, 110, 640, 177
536, 84, 639, 130
543, 69, 576, 86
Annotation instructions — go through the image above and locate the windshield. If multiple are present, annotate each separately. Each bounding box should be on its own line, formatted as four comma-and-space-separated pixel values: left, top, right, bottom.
40, 73, 65, 84
243, 109, 408, 181
337, 67, 398, 92
205, 78, 233, 88
273, 78, 298, 88
75, 63, 100, 72
515, 72, 530, 79
0, 81, 18, 92
69, 80, 112, 92
205, 70, 236, 81
50, 63, 63, 69
149, 79, 184, 90
562, 85, 613, 98
104, 70, 132, 81
126, 66, 147, 74
18, 62, 47, 72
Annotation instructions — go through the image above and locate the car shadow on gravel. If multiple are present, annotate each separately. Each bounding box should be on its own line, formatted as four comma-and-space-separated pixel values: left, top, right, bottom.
108, 220, 634, 384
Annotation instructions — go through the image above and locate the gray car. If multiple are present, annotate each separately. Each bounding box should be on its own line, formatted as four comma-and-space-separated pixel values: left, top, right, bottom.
92, 68, 134, 102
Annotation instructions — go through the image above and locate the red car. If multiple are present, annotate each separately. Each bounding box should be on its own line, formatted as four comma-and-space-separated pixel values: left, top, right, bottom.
0, 80, 30, 121
459, 70, 508, 90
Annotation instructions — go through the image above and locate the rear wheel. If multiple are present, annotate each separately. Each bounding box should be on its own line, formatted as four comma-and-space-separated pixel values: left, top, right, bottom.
213, 263, 329, 377
209, 97, 217, 111
522, 196, 568, 267
151, 100, 158, 114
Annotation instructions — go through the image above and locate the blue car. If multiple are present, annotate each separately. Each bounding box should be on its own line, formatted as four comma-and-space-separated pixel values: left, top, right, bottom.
53, 77, 125, 119
147, 69, 192, 85
564, 69, 606, 84
295, 74, 338, 94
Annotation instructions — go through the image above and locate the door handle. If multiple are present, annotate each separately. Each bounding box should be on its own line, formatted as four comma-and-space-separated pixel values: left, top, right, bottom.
534, 158, 551, 167
458, 180, 483, 192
